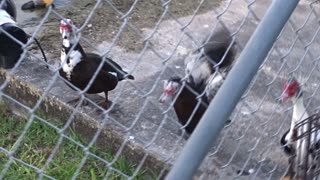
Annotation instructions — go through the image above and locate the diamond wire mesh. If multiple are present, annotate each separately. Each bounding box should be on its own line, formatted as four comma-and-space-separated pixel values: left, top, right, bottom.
197, 0, 320, 179
279, 110, 320, 179
0, 0, 320, 179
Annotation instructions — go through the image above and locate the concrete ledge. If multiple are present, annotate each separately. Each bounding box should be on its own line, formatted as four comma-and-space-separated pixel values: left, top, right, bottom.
0, 68, 169, 177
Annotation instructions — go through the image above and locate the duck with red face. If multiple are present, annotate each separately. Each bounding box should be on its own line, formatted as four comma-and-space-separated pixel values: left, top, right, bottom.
159, 76, 231, 135
280, 77, 306, 156
279, 77, 320, 178
58, 19, 134, 110
59, 19, 86, 57
159, 76, 208, 134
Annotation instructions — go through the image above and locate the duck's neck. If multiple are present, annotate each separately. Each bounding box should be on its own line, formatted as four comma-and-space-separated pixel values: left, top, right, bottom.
62, 34, 85, 52
69, 38, 86, 58
73, 44, 85, 57
292, 96, 309, 122
62, 40, 85, 58
175, 83, 202, 103
60, 40, 83, 75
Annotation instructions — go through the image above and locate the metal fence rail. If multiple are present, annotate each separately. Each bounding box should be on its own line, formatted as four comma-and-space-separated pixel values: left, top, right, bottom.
0, 0, 319, 179
167, 0, 300, 179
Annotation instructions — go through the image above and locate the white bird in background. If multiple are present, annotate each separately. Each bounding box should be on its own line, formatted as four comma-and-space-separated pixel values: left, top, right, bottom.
280, 77, 320, 177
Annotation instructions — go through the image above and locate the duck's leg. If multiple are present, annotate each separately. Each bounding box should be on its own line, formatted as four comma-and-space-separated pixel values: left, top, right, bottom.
97, 91, 112, 110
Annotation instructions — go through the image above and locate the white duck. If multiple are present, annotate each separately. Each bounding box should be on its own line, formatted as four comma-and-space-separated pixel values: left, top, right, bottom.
280, 77, 320, 177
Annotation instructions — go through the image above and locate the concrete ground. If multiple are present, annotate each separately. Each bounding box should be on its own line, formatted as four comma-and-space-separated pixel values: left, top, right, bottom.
6, 0, 320, 179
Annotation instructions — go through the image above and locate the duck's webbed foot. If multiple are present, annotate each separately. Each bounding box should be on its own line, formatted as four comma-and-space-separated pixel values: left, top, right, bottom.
98, 100, 113, 110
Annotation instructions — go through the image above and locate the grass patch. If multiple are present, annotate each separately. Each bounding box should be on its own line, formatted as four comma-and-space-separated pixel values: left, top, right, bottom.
0, 102, 155, 179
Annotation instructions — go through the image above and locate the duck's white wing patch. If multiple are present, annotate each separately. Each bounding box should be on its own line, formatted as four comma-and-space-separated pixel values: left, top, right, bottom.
185, 51, 212, 85
108, 72, 117, 77
209, 73, 224, 85
122, 67, 129, 72
205, 72, 224, 101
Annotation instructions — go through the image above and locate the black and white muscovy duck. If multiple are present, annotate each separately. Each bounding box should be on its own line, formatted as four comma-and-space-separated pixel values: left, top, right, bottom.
0, 0, 47, 69
159, 76, 208, 134
159, 76, 230, 134
280, 77, 320, 175
59, 19, 134, 109
280, 77, 308, 156
185, 29, 237, 101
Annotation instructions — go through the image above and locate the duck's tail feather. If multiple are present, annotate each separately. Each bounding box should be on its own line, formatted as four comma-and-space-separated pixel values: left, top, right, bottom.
118, 71, 134, 81
126, 74, 135, 80
118, 67, 134, 80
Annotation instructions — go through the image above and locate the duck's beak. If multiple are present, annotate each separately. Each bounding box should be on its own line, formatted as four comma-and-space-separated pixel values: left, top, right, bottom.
159, 93, 170, 103
61, 30, 71, 40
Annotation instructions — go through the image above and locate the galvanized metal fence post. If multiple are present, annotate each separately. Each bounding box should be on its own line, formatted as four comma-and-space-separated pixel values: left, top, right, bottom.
166, 0, 301, 179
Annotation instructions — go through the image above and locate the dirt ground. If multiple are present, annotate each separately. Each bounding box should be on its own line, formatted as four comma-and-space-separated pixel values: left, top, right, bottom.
12, 0, 320, 179
19, 0, 221, 54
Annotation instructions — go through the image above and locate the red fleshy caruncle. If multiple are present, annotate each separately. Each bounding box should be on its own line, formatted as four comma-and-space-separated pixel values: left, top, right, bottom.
283, 80, 299, 98
60, 22, 72, 32
164, 88, 175, 95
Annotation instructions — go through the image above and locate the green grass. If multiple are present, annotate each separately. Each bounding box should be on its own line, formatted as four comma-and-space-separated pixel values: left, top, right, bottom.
0, 103, 155, 180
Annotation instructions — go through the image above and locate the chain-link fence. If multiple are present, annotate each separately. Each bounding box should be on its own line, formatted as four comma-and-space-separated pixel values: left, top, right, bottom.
284, 111, 320, 179
0, 0, 320, 179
